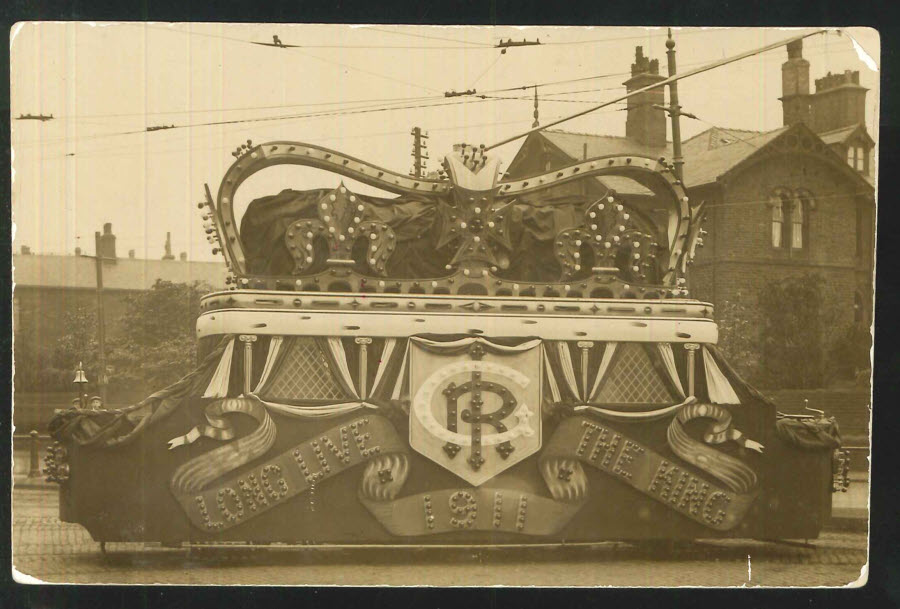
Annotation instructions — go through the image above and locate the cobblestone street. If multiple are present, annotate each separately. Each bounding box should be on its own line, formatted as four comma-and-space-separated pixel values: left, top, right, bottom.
12, 486, 868, 587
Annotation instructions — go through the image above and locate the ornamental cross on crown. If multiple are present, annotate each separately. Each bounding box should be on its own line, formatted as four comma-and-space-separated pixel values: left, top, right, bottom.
201, 140, 706, 299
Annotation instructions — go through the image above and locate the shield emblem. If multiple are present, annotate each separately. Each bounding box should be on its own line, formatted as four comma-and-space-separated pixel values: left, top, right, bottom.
409, 339, 542, 486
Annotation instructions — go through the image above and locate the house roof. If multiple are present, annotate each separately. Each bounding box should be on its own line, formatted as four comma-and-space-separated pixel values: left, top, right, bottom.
541, 130, 672, 160
818, 123, 875, 147
12, 254, 228, 291
678, 126, 788, 187
517, 121, 874, 193
539, 130, 671, 196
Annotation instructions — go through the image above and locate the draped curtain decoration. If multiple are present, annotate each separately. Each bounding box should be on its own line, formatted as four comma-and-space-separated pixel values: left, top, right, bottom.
411, 336, 542, 354
702, 346, 741, 405
542, 348, 562, 404
202, 337, 236, 399
252, 336, 283, 393
371, 338, 396, 398
657, 343, 686, 399
555, 342, 581, 401
248, 336, 411, 418
391, 342, 410, 401
321, 337, 360, 400
588, 342, 618, 402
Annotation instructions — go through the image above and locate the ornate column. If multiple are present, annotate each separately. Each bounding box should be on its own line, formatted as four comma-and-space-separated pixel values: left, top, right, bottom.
239, 335, 257, 395
355, 337, 373, 399
684, 343, 700, 397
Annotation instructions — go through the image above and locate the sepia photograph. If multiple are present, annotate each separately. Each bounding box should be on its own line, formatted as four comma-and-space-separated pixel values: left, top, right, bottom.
10, 23, 876, 587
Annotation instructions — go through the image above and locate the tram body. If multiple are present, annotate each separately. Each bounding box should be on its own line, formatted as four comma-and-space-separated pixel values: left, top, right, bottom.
46, 141, 844, 545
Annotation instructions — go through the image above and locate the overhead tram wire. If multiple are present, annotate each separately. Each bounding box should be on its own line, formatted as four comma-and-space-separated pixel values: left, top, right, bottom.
45, 34, 845, 124
484, 29, 833, 152
136, 23, 442, 95
363, 26, 494, 47
15, 95, 510, 148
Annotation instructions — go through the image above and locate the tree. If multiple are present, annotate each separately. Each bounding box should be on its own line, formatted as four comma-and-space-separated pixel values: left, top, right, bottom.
16, 306, 100, 392
107, 279, 212, 394
714, 290, 761, 385
758, 273, 841, 389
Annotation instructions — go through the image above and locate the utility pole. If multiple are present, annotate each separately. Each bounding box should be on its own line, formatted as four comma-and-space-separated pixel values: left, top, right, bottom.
410, 127, 429, 178
665, 28, 685, 183
93, 231, 109, 406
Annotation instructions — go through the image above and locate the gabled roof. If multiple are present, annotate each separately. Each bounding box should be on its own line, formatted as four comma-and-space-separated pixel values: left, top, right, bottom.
541, 129, 671, 160
510, 122, 874, 194
818, 123, 875, 147
679, 126, 788, 187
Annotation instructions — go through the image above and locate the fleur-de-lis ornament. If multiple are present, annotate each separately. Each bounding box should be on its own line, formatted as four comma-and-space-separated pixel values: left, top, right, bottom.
284, 184, 395, 276
554, 195, 660, 281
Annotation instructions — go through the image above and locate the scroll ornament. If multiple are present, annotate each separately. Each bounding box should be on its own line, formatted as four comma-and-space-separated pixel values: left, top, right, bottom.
540, 401, 764, 531
167, 397, 762, 534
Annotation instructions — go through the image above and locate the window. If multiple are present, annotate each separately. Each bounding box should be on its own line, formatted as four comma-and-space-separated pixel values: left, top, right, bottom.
770, 189, 809, 250
847, 145, 868, 174
771, 195, 784, 248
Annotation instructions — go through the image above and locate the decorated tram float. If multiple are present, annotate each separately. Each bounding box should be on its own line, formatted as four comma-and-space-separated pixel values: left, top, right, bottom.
46, 138, 847, 547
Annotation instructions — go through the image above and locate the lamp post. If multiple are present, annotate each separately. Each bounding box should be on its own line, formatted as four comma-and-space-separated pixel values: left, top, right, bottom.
73, 361, 89, 409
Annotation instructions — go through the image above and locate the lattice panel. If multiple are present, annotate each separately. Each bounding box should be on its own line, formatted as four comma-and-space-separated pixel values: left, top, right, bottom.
593, 343, 673, 404
264, 338, 346, 401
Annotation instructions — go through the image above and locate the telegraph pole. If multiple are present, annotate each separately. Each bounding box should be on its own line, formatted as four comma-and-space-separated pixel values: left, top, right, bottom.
666, 29, 685, 183
93, 231, 109, 406
410, 127, 429, 178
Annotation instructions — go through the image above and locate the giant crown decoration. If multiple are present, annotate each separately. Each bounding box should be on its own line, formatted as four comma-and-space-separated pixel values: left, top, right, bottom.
200, 140, 707, 300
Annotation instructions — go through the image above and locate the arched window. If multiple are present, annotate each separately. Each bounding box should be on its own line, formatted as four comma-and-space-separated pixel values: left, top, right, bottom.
771, 195, 784, 248
770, 189, 811, 250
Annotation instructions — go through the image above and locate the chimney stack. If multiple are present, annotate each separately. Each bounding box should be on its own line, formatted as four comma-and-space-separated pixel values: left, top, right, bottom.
128, 249, 135, 259
623, 47, 667, 148
780, 40, 811, 126
809, 69, 868, 133
162, 232, 175, 260
179, 252, 187, 262
19, 245, 31, 255
95, 223, 117, 260
75, 247, 82, 256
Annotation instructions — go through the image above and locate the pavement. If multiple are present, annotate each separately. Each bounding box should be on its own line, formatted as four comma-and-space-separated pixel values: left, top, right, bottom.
11, 480, 870, 587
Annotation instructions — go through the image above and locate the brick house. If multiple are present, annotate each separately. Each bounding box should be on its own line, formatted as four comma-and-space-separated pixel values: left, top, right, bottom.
13, 225, 227, 415
505, 41, 876, 385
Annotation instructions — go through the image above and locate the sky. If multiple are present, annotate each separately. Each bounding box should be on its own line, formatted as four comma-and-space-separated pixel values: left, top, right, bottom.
10, 24, 880, 262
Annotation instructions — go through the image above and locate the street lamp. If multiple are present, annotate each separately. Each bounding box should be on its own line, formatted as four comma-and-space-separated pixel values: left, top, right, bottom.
73, 361, 89, 409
